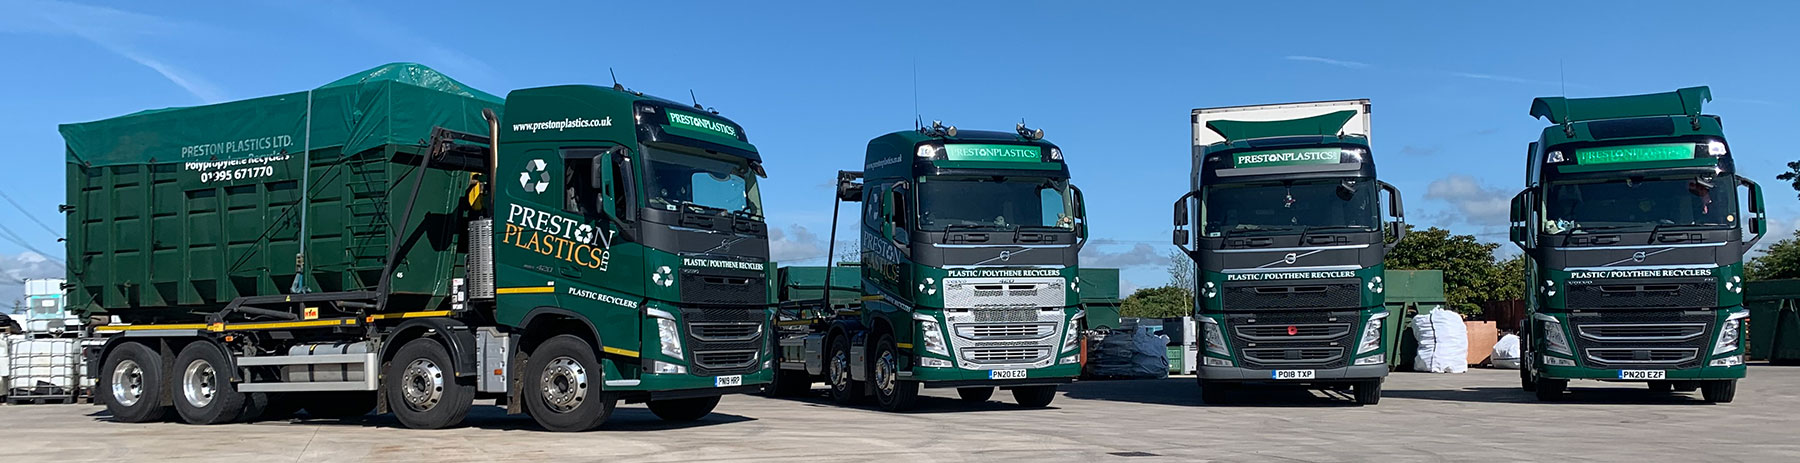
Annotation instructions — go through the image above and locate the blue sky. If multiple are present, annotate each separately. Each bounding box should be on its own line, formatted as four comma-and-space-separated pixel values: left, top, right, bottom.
2, 0, 1798, 296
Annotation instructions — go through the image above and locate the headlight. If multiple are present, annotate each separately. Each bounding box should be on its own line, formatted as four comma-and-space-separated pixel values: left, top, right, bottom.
1355, 314, 1386, 355
1062, 326, 1080, 354
656, 317, 684, 358
1714, 311, 1748, 355
920, 319, 948, 356
1540, 317, 1572, 356
1201, 318, 1228, 355
652, 360, 687, 374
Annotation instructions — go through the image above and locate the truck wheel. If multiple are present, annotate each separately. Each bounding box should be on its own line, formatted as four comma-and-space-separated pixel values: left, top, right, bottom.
1648, 381, 1674, 394
524, 335, 616, 432
100, 342, 167, 423
957, 387, 995, 403
767, 366, 813, 397
826, 335, 867, 405
647, 396, 720, 422
1533, 377, 1567, 401
1700, 380, 1737, 403
1353, 379, 1382, 405
301, 392, 377, 419
872, 334, 919, 412
1519, 357, 1536, 391
1012, 385, 1057, 408
172, 342, 247, 425
387, 338, 475, 429
1199, 380, 1234, 405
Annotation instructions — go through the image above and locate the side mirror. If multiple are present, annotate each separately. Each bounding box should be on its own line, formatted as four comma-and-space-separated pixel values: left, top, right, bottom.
1509, 190, 1531, 250
1171, 190, 1200, 257
1378, 181, 1406, 250
614, 152, 638, 225
1173, 195, 1190, 227
1071, 185, 1089, 244
1740, 175, 1766, 249
1173, 229, 1189, 247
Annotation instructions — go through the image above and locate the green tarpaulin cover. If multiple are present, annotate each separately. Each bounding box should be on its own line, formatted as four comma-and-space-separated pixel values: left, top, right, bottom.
1204, 110, 1358, 143
60, 62, 502, 167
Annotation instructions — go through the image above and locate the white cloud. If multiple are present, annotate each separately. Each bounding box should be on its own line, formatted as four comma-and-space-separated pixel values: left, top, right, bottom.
769, 225, 826, 263
1425, 174, 1514, 227
2, 0, 226, 102
0, 251, 64, 311
1080, 240, 1168, 269
1283, 55, 1371, 69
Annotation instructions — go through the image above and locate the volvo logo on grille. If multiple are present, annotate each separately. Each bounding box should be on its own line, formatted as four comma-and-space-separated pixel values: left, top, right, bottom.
999, 250, 1013, 261
1287, 325, 1299, 336
1283, 253, 1298, 264
1632, 251, 1647, 262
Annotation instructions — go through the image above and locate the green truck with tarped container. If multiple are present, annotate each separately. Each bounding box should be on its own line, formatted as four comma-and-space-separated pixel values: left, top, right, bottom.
1509, 87, 1764, 402
70, 63, 776, 431
1172, 100, 1407, 405
770, 122, 1088, 411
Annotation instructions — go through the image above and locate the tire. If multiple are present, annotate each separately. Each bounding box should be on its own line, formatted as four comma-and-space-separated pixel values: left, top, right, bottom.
100, 342, 168, 423
957, 387, 995, 403
826, 335, 867, 405
767, 366, 813, 397
1353, 379, 1382, 405
387, 338, 475, 429
1648, 381, 1674, 394
1534, 377, 1568, 401
301, 392, 377, 419
646, 396, 720, 422
1700, 380, 1736, 403
172, 342, 247, 425
1199, 380, 1234, 405
524, 335, 615, 432
1012, 385, 1057, 408
871, 334, 920, 412
1519, 358, 1537, 392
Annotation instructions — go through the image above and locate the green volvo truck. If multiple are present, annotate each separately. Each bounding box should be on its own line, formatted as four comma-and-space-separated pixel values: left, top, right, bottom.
71, 63, 774, 431
1172, 100, 1406, 405
1510, 87, 1763, 402
771, 122, 1088, 411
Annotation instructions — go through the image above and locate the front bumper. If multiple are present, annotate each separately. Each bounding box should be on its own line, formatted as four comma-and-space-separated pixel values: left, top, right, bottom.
907, 362, 1081, 384
1197, 364, 1389, 382
1538, 361, 1746, 381
628, 368, 774, 392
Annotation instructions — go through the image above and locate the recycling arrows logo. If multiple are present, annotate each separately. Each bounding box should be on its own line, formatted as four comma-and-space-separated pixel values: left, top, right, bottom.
519, 159, 550, 194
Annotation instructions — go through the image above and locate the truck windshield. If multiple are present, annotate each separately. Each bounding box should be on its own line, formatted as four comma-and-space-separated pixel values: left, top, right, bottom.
1542, 175, 1734, 234
916, 176, 1074, 231
643, 146, 763, 218
1203, 179, 1377, 236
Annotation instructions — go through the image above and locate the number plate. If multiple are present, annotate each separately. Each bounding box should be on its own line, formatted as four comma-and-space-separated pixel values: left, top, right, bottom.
989, 369, 1027, 380
715, 375, 743, 387
1272, 370, 1316, 380
1618, 370, 1666, 380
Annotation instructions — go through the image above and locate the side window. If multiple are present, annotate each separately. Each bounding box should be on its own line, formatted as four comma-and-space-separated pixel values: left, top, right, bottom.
891, 184, 910, 229
561, 148, 604, 216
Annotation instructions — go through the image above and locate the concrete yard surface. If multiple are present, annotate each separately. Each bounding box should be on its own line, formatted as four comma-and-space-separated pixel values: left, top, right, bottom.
2, 366, 1797, 462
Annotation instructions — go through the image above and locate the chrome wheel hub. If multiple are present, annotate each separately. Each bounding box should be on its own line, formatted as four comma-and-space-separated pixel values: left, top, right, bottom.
876, 350, 897, 395
539, 356, 588, 413
111, 359, 145, 407
401, 358, 445, 411
182, 359, 217, 408
830, 350, 851, 390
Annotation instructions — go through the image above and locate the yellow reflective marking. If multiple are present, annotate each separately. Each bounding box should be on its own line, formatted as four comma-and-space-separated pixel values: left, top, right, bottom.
222, 319, 357, 331
497, 286, 556, 294
896, 343, 914, 349
602, 346, 640, 357
94, 323, 210, 333
859, 295, 886, 301
367, 310, 453, 320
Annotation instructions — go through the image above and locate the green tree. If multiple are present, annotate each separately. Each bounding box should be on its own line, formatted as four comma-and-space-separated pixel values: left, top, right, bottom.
1748, 230, 1800, 281
1121, 286, 1193, 319
1777, 160, 1800, 199
1385, 226, 1510, 313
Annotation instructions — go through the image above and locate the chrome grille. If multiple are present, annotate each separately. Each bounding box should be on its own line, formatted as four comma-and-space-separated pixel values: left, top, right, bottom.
1585, 348, 1698, 365
1241, 347, 1343, 365
690, 322, 762, 342
693, 350, 758, 369
973, 308, 1038, 322
963, 347, 1049, 364
1234, 324, 1351, 341
1577, 323, 1705, 341
955, 323, 1055, 340
943, 277, 1065, 309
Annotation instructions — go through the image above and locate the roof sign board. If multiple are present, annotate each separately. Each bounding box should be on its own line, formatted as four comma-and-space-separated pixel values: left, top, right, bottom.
1232, 147, 1341, 168
1574, 143, 1694, 165
665, 108, 742, 142
944, 144, 1042, 162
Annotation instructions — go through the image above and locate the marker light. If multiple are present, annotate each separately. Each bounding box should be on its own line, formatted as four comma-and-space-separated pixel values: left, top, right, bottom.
1048, 147, 1063, 161
916, 144, 940, 159
1707, 141, 1728, 156
1546, 151, 1567, 163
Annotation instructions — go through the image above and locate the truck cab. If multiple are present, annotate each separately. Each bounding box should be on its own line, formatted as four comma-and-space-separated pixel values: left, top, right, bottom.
489, 85, 776, 425
1511, 86, 1764, 402
774, 122, 1088, 411
1173, 100, 1405, 405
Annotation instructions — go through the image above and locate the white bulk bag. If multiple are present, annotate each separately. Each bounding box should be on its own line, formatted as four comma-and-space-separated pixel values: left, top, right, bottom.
1411, 307, 1469, 373
1491, 334, 1521, 369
